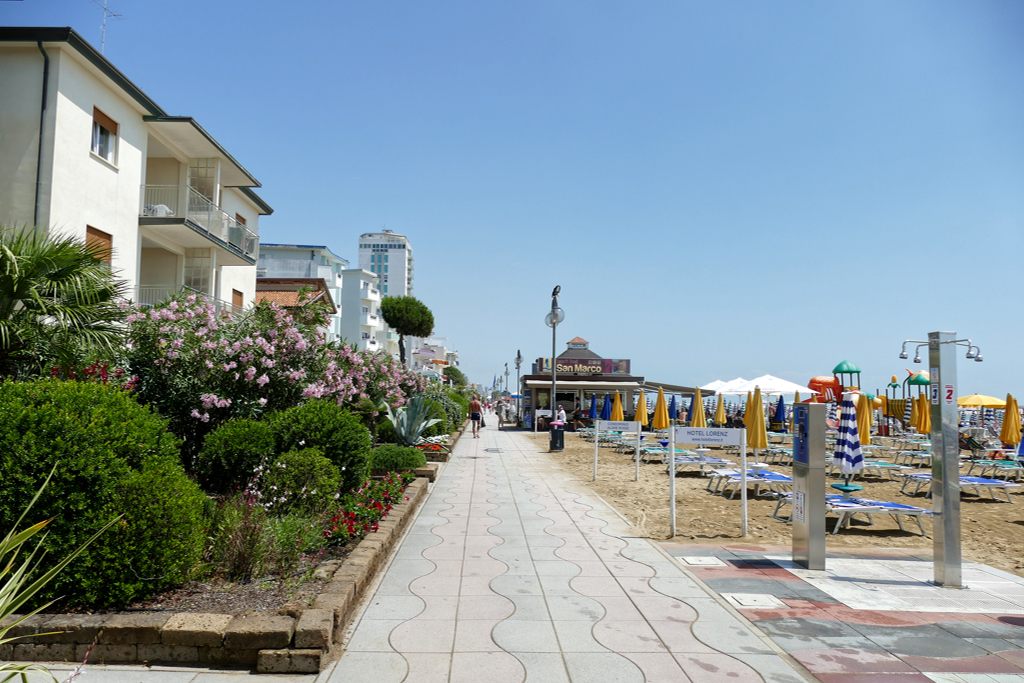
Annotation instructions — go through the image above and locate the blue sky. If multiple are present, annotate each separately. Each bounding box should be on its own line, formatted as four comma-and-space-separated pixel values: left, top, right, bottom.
7, 1, 1023, 397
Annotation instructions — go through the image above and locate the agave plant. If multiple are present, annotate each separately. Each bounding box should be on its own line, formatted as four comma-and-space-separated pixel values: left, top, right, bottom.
385, 395, 443, 446
1, 467, 119, 683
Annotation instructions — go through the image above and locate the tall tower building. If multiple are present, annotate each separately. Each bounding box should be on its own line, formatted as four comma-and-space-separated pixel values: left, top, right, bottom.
357, 230, 413, 297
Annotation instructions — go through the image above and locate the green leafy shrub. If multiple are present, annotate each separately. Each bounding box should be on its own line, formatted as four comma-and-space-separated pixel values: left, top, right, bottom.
268, 400, 371, 493
450, 392, 469, 421
375, 418, 397, 445
194, 418, 276, 493
0, 379, 203, 608
259, 448, 340, 514
370, 444, 426, 472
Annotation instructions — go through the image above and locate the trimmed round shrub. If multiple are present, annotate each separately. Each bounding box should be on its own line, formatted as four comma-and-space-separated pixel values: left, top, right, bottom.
259, 447, 340, 513
268, 400, 371, 493
0, 379, 203, 608
370, 444, 426, 473
195, 418, 276, 493
374, 418, 397, 446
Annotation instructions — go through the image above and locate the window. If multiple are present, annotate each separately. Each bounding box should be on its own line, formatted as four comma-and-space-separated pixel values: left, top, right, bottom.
362, 306, 368, 314
85, 226, 112, 264
91, 108, 118, 164
383, 265, 388, 273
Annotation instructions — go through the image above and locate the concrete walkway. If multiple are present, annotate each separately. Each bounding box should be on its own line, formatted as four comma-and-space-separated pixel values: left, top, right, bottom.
325, 423, 810, 683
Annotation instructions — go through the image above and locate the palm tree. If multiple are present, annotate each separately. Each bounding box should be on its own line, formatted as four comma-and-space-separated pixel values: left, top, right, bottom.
0, 228, 128, 376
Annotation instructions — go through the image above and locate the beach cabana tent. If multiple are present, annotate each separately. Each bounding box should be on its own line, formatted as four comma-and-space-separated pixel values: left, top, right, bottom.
723, 375, 817, 396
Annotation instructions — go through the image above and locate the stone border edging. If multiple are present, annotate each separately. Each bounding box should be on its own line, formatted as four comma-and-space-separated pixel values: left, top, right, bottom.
0, 476, 431, 674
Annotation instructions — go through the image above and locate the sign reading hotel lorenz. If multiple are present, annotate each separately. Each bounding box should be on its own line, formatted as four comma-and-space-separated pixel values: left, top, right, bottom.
538, 358, 631, 374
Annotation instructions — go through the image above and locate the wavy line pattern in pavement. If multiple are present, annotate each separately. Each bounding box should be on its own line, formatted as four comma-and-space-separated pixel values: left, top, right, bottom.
327, 426, 807, 683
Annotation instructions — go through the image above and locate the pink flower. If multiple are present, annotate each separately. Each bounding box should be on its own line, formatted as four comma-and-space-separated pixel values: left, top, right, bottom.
258, 398, 268, 406
244, 367, 257, 381
257, 373, 270, 387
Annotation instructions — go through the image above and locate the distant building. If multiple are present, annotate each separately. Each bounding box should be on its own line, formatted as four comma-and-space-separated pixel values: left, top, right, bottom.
339, 269, 385, 352
357, 230, 414, 297
255, 278, 336, 316
0, 27, 271, 314
258, 244, 348, 341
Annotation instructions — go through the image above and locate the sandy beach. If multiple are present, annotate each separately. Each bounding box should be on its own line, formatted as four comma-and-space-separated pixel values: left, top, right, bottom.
520, 430, 1024, 579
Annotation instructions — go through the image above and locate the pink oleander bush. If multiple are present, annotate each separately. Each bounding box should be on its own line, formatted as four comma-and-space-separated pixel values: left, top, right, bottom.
125, 293, 426, 467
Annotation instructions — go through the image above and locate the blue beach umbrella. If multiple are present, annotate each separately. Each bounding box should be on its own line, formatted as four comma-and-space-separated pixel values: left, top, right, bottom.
588, 394, 598, 419
686, 397, 695, 423
600, 393, 612, 420
668, 396, 678, 420
775, 395, 786, 428
833, 393, 864, 488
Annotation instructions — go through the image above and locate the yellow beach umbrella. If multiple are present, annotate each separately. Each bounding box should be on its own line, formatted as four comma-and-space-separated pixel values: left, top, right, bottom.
611, 391, 624, 421
691, 388, 707, 428
856, 392, 872, 447
743, 391, 753, 427
1000, 394, 1021, 445
909, 395, 920, 432
652, 387, 670, 430
714, 393, 726, 425
958, 394, 1006, 408
747, 387, 768, 450
919, 394, 932, 434
636, 390, 648, 426
789, 391, 800, 432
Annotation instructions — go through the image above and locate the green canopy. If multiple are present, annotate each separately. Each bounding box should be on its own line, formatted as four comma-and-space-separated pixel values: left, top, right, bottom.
832, 360, 861, 374
907, 371, 930, 386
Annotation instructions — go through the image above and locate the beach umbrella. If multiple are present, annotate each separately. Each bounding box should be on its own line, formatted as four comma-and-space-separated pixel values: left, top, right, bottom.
919, 394, 932, 434
743, 392, 753, 427
834, 392, 865, 484
685, 396, 695, 424
652, 387, 670, 430
714, 393, 726, 424
747, 387, 768, 446
958, 394, 1005, 408
636, 390, 648, 426
611, 391, 625, 421
774, 395, 786, 429
600, 393, 612, 421
789, 391, 800, 433
855, 392, 872, 446
909, 396, 919, 432
691, 388, 707, 428
668, 396, 678, 420
1000, 394, 1021, 445
588, 394, 598, 419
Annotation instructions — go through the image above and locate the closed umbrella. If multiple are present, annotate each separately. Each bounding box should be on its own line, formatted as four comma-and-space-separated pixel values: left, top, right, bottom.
834, 392, 865, 492
652, 387, 670, 430
789, 391, 800, 433
856, 393, 872, 447
743, 391, 753, 427
588, 394, 598, 419
600, 393, 612, 421
910, 395, 920, 432
636, 390, 648, 427
611, 391, 624, 421
774, 395, 786, 431
747, 387, 768, 462
1000, 394, 1021, 446
919, 394, 932, 434
691, 388, 707, 428
686, 397, 695, 425
714, 393, 726, 425
668, 396, 678, 421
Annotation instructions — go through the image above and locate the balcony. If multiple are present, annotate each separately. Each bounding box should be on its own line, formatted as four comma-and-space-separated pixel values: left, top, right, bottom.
360, 312, 380, 326
140, 185, 259, 262
134, 285, 241, 317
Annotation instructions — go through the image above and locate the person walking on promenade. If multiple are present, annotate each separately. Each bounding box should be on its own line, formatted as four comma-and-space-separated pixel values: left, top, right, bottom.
498, 402, 506, 430
470, 395, 482, 438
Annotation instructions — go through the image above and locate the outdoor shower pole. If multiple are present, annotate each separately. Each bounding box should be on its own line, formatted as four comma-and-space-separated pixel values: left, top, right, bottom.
930, 331, 962, 587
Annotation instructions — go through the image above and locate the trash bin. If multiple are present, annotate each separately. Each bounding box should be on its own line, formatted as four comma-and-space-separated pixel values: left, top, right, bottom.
550, 426, 565, 452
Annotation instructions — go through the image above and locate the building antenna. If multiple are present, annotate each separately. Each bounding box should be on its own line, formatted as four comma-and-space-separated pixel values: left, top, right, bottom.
91, 0, 122, 55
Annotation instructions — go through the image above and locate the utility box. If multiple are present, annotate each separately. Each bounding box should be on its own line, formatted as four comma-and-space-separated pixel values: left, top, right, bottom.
792, 403, 826, 570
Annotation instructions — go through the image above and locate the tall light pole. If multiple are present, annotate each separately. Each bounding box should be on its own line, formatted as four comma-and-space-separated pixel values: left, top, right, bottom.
545, 285, 564, 451
515, 349, 523, 423
504, 363, 509, 397
898, 333, 983, 588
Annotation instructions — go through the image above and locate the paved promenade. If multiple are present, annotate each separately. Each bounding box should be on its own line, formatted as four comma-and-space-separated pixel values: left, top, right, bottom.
327, 423, 808, 683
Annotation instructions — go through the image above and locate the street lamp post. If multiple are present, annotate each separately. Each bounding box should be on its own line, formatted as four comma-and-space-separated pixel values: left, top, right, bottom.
515, 349, 523, 424
545, 286, 564, 452
504, 363, 509, 397
897, 332, 982, 588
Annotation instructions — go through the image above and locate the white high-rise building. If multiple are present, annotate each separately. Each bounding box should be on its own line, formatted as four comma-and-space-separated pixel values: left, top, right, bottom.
357, 230, 413, 298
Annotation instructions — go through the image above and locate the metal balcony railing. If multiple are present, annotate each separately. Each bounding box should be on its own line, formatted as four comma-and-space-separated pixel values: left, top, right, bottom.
134, 285, 241, 317
140, 185, 259, 260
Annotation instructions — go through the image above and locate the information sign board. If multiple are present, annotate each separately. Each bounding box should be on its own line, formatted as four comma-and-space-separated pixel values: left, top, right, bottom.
672, 427, 743, 446
596, 420, 640, 433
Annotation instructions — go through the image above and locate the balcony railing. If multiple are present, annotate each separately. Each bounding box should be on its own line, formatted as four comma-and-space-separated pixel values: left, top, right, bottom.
134, 285, 241, 317
140, 185, 259, 260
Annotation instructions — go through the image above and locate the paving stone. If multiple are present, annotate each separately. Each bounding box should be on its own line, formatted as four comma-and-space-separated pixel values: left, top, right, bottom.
508, 652, 571, 683
162, 613, 233, 647
731, 653, 809, 683
855, 624, 990, 658
326, 651, 407, 683
223, 614, 294, 650
563, 651, 644, 682
101, 613, 170, 645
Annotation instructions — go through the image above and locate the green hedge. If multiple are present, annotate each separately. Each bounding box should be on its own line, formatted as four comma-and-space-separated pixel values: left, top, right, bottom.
194, 418, 276, 493
0, 379, 204, 608
259, 447, 340, 513
370, 444, 426, 472
268, 400, 371, 493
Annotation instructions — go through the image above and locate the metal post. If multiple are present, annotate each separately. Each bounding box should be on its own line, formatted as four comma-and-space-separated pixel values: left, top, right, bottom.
669, 427, 676, 538
930, 330, 962, 587
792, 403, 826, 570
593, 425, 599, 481
635, 429, 641, 482
740, 429, 748, 537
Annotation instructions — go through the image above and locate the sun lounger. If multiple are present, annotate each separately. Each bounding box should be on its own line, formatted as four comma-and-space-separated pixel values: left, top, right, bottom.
717, 470, 793, 499
898, 472, 1021, 502
861, 461, 913, 481
771, 494, 931, 534
666, 454, 733, 476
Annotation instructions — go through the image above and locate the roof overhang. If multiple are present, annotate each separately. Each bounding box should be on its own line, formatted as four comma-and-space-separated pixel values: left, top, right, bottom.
525, 380, 643, 391
144, 117, 259, 187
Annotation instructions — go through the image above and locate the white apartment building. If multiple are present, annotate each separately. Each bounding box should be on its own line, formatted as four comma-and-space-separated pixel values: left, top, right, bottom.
258, 244, 348, 341
357, 230, 414, 297
0, 27, 271, 311
339, 269, 385, 352
411, 337, 460, 379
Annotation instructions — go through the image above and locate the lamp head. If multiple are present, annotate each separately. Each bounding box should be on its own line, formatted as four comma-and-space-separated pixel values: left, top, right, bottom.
552, 285, 561, 298
545, 307, 565, 327
912, 352, 921, 364
965, 347, 977, 359
975, 353, 983, 362
899, 351, 908, 360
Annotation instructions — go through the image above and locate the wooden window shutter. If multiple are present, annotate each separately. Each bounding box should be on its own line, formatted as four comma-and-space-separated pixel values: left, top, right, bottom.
93, 107, 118, 135
86, 226, 112, 264
232, 289, 243, 309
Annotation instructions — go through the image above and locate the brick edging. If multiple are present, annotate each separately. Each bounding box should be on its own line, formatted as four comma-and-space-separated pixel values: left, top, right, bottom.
0, 476, 431, 674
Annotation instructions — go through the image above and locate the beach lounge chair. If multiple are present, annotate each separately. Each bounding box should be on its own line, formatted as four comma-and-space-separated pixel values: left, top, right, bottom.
898, 472, 1021, 502
771, 494, 930, 534
717, 470, 793, 499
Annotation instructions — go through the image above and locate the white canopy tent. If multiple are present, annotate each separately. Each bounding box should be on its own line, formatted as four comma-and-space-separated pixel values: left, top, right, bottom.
718, 374, 817, 396
711, 378, 750, 395
700, 379, 729, 392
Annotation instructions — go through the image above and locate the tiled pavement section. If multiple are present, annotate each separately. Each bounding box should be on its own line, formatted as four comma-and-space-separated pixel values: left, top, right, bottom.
663, 544, 1024, 682
327, 424, 810, 682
